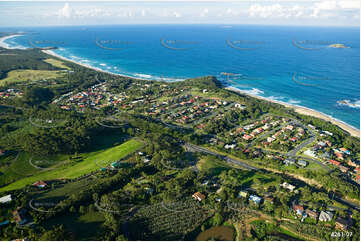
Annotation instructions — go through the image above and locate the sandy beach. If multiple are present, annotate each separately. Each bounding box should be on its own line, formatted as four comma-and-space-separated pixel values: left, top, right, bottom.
43, 50, 361, 138
226, 86, 360, 138
2, 34, 359, 138
41, 49, 147, 81
0, 34, 24, 49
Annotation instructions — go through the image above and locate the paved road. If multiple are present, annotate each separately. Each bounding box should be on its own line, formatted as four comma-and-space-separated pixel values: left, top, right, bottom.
185, 143, 359, 211
184, 143, 258, 171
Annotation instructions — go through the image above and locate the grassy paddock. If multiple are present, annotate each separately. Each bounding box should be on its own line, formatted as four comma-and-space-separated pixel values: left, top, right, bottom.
43, 58, 71, 70
0, 139, 143, 192
0, 69, 64, 86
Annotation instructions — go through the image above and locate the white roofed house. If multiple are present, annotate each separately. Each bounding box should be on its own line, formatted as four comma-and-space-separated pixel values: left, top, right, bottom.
297, 160, 308, 167
0, 194, 12, 203
319, 211, 334, 222
304, 149, 317, 158
280, 182, 296, 192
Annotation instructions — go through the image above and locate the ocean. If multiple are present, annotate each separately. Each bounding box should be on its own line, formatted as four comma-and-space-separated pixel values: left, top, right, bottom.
2, 24, 360, 128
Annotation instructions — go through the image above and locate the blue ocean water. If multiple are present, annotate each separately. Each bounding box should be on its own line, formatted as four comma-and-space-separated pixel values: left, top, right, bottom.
2, 25, 360, 128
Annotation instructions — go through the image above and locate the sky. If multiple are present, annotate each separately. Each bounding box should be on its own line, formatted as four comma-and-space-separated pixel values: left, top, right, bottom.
0, 0, 359, 27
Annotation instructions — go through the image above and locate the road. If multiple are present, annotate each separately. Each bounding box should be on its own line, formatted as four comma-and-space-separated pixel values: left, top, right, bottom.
185, 143, 359, 211
184, 143, 258, 171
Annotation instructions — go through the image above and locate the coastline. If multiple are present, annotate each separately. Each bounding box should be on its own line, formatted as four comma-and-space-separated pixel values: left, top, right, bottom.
41, 51, 361, 138
226, 86, 360, 137
41, 50, 146, 81
1, 34, 359, 137
0, 34, 24, 49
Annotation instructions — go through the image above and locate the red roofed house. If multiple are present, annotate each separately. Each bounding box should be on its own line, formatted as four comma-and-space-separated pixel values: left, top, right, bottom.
243, 134, 253, 141
192, 192, 205, 202
335, 152, 344, 160
290, 137, 297, 142
329, 159, 341, 166
293, 204, 304, 215
32, 181, 47, 188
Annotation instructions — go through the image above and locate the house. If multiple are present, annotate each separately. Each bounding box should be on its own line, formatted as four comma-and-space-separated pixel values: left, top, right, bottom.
335, 217, 350, 230
329, 159, 341, 166
32, 181, 47, 188
243, 124, 254, 130
285, 125, 294, 131
249, 195, 262, 204
290, 137, 297, 142
293, 204, 304, 215
321, 152, 330, 159
215, 198, 222, 202
319, 211, 334, 222
284, 159, 295, 166
348, 159, 358, 167
304, 149, 317, 158
234, 103, 246, 109
111, 162, 120, 168
143, 157, 150, 163
297, 160, 308, 167
267, 137, 275, 143
224, 144, 236, 149
238, 190, 248, 198
280, 182, 296, 192
335, 152, 344, 160
0, 194, 12, 204
308, 124, 316, 129
192, 192, 205, 202
0, 149, 5, 156
243, 134, 253, 141
263, 195, 274, 204
317, 141, 327, 147
323, 131, 333, 136
325, 140, 332, 147
340, 148, 351, 155
305, 209, 319, 219
339, 165, 349, 173
13, 207, 29, 225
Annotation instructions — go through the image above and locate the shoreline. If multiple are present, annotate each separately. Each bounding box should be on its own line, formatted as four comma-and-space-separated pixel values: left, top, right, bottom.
226, 86, 360, 138
1, 34, 359, 137
0, 34, 24, 49
41, 50, 146, 81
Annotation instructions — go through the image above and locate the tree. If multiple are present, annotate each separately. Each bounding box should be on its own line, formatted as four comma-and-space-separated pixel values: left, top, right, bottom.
22, 87, 54, 106
212, 212, 223, 226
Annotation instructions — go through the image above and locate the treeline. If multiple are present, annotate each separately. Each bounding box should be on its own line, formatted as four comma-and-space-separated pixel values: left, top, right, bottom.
0, 48, 59, 79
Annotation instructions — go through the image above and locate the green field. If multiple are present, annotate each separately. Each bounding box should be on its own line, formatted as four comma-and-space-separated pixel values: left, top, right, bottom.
0, 69, 64, 86
197, 155, 231, 176
43, 58, 71, 70
0, 139, 143, 192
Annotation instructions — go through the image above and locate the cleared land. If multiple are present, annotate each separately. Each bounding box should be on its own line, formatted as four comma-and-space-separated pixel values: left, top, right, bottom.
44, 58, 71, 70
0, 139, 143, 192
196, 226, 235, 241
0, 69, 64, 86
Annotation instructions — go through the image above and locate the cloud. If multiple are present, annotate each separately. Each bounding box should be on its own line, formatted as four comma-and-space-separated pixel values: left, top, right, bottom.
338, 0, 360, 9
200, 8, 209, 17
311, 1, 360, 18
58, 3, 73, 19
248, 3, 305, 18
173, 11, 182, 18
